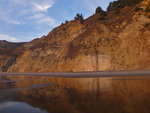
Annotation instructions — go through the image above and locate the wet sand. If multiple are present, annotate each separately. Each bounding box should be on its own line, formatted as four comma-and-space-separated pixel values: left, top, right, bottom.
0, 70, 150, 77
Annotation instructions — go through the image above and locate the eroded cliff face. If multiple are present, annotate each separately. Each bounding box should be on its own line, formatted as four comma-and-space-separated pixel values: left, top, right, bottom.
1, 0, 150, 72
0, 41, 26, 72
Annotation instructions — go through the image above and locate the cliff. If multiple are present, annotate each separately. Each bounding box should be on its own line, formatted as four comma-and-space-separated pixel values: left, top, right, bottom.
0, 41, 26, 72
0, 0, 150, 72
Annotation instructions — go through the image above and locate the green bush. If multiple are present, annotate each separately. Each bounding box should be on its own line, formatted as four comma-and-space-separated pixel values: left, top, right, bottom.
95, 7, 104, 14
107, 1, 120, 11
97, 16, 105, 21
107, 0, 144, 11
115, 9, 120, 15
95, 7, 107, 16
63, 28, 66, 31
145, 22, 150, 27
102, 11, 107, 16
75, 13, 84, 24
135, 7, 143, 12
145, 7, 150, 12
95, 7, 107, 20
118, 0, 144, 7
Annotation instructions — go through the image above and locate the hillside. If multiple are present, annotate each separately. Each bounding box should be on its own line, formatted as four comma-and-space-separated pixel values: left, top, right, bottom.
0, 0, 150, 72
0, 41, 26, 72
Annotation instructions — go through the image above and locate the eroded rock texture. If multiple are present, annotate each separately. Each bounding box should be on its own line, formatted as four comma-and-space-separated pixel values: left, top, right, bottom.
0, 0, 150, 72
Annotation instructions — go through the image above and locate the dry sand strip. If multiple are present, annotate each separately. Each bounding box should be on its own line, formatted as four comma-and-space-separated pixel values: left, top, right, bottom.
0, 70, 150, 78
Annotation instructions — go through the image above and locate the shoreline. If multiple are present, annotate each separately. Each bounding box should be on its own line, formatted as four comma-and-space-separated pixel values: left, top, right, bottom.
0, 70, 150, 78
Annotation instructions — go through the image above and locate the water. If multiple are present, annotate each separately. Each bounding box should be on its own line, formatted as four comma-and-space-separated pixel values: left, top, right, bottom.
0, 101, 48, 113
0, 75, 150, 113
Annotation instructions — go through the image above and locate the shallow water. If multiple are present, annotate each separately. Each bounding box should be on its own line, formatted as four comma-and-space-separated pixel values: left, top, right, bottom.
0, 75, 150, 113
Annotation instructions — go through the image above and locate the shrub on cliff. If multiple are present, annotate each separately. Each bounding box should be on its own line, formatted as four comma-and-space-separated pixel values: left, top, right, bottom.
95, 7, 107, 20
95, 7, 107, 16
119, 0, 143, 6
145, 7, 150, 12
107, 1, 120, 11
75, 13, 84, 24
115, 9, 120, 15
107, 0, 144, 11
135, 7, 143, 12
145, 22, 150, 27
95, 7, 103, 14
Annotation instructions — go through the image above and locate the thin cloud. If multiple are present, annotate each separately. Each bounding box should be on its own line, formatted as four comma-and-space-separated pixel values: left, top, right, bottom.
29, 0, 58, 27
28, 13, 59, 27
85, 0, 96, 11
0, 0, 58, 27
0, 34, 22, 42
0, 0, 59, 42
84, 0, 114, 11
10, 0, 26, 5
37, 17, 59, 27
0, 17, 22, 25
32, 2, 54, 12
0, 11, 22, 25
28, 14, 44, 20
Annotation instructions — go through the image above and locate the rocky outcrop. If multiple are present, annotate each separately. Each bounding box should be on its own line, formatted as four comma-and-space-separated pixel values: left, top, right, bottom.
1, 0, 150, 72
2, 56, 16, 72
0, 41, 26, 72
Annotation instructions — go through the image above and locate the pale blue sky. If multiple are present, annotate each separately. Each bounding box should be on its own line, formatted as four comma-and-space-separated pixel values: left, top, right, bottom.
0, 0, 114, 42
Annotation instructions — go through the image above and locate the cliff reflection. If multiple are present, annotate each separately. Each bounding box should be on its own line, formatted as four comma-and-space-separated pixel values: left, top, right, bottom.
0, 75, 150, 113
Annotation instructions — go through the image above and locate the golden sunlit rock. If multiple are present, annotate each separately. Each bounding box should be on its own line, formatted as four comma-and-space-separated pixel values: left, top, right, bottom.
0, 0, 150, 72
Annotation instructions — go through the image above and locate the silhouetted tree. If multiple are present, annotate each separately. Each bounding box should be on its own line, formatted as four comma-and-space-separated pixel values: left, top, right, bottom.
115, 9, 120, 14
107, 0, 144, 11
95, 7, 107, 20
75, 13, 84, 24
95, 7, 103, 14
145, 7, 150, 12
135, 7, 143, 12
145, 22, 150, 27
107, 1, 121, 11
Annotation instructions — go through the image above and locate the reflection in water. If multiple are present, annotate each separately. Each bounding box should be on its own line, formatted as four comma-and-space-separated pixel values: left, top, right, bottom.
0, 75, 150, 113
0, 101, 48, 113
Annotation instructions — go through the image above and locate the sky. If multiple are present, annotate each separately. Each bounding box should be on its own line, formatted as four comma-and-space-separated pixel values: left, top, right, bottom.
0, 0, 115, 42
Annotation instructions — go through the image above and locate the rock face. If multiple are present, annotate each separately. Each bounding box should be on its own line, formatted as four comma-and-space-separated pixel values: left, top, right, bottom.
1, 0, 150, 72
0, 41, 26, 72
